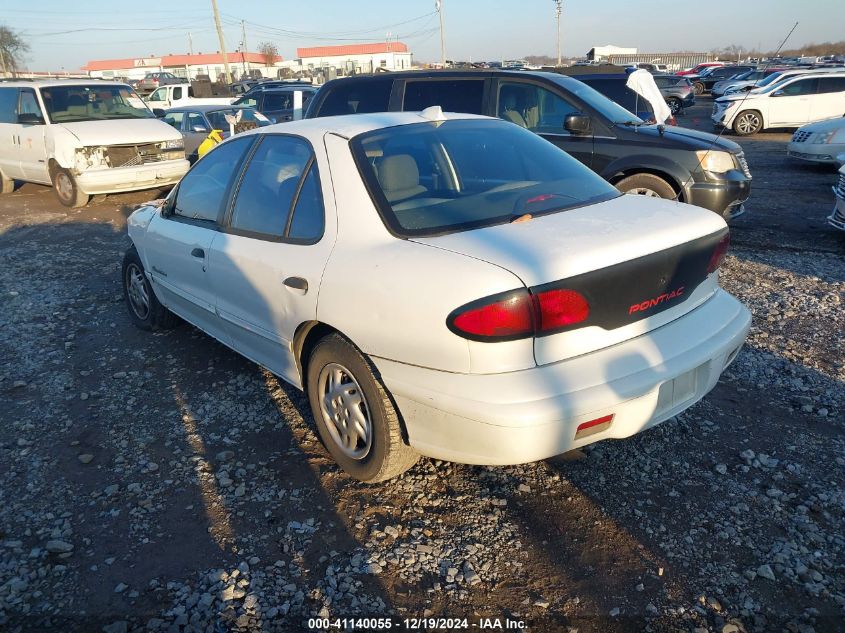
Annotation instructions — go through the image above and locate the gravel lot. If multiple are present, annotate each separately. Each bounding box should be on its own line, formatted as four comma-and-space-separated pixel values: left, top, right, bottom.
0, 97, 843, 633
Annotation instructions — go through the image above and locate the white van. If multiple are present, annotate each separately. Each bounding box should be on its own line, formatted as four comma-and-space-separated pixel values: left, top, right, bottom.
712, 72, 845, 136
0, 80, 189, 207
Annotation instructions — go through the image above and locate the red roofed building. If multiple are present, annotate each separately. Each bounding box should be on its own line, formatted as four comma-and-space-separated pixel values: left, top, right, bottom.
82, 52, 281, 82
295, 42, 412, 75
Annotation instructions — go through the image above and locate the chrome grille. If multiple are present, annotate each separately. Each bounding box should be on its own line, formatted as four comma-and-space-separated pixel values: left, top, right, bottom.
736, 152, 752, 179
835, 172, 845, 199
106, 143, 166, 168
792, 130, 812, 143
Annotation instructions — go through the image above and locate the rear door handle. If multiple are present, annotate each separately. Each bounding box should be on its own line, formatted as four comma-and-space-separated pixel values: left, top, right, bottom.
283, 276, 308, 295
191, 247, 205, 258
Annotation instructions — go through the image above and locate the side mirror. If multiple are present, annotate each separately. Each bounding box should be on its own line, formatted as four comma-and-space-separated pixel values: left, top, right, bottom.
152, 108, 166, 118
564, 113, 591, 134
191, 125, 210, 133
17, 113, 44, 125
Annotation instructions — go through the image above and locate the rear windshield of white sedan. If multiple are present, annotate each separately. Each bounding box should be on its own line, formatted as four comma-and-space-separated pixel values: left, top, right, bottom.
351, 119, 620, 237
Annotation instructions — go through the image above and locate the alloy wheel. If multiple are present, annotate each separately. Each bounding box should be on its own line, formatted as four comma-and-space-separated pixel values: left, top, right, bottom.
55, 172, 73, 203
625, 187, 662, 197
318, 363, 373, 460
736, 112, 761, 135
125, 263, 150, 320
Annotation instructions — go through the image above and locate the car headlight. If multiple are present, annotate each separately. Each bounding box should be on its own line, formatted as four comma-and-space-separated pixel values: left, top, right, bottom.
161, 138, 184, 150
813, 131, 834, 144
695, 150, 736, 173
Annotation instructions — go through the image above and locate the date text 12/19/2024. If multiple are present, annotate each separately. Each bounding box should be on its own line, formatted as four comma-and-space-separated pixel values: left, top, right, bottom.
307, 617, 528, 630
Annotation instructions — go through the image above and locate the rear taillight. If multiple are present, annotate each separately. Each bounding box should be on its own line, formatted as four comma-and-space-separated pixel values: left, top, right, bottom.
707, 233, 731, 274
449, 290, 534, 340
448, 287, 590, 341
534, 288, 590, 331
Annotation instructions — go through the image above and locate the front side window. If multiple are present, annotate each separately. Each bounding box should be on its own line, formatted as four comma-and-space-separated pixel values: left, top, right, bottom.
186, 112, 208, 131
148, 88, 166, 102
776, 78, 818, 97
163, 111, 184, 130
40, 85, 152, 122
497, 82, 580, 133
263, 92, 292, 111
403, 79, 484, 114
172, 136, 254, 222
229, 135, 323, 241
352, 119, 619, 237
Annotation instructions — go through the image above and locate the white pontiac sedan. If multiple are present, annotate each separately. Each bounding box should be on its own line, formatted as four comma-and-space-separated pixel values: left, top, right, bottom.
123, 109, 751, 482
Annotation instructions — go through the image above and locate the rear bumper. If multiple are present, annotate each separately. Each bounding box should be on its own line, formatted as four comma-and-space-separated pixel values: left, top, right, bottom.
374, 289, 751, 466
76, 160, 189, 195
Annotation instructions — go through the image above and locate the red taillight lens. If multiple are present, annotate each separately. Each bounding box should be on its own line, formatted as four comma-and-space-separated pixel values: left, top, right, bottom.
534, 288, 590, 332
449, 290, 534, 340
448, 287, 590, 341
707, 233, 731, 274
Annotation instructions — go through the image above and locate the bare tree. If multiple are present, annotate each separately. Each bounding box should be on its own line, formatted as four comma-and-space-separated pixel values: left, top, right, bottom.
258, 41, 279, 68
0, 25, 30, 76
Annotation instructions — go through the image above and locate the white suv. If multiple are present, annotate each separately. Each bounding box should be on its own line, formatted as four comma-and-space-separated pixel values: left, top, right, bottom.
712, 72, 845, 135
0, 80, 189, 207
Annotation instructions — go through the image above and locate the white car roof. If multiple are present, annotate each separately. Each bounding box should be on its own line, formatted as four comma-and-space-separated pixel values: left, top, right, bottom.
0, 79, 130, 88
253, 110, 493, 140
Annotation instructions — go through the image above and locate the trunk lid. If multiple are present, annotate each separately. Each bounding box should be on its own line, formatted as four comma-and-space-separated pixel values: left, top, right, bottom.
413, 195, 728, 365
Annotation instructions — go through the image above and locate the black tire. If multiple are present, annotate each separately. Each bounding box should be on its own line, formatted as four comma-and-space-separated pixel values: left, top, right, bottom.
0, 171, 14, 194
616, 173, 676, 199
666, 97, 683, 115
51, 166, 90, 208
693, 81, 705, 96
306, 333, 419, 483
121, 245, 179, 331
732, 110, 763, 136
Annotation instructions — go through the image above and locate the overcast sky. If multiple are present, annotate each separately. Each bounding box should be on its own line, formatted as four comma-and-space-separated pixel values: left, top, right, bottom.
6, 0, 844, 71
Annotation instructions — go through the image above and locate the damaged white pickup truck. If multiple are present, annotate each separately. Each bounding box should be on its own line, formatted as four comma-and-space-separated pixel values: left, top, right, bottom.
0, 80, 189, 207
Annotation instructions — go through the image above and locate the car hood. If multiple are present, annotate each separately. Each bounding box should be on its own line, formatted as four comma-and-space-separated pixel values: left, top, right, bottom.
626, 123, 742, 153
57, 118, 182, 146
795, 117, 845, 134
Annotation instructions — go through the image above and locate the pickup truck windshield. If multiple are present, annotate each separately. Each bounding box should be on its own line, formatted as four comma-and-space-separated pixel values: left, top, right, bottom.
41, 85, 153, 123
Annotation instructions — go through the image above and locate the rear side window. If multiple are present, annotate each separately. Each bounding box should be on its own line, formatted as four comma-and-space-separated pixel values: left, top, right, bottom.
352, 119, 618, 237
316, 80, 392, 116
817, 77, 845, 94
402, 80, 484, 114
229, 135, 324, 242
0, 88, 18, 123
173, 136, 254, 222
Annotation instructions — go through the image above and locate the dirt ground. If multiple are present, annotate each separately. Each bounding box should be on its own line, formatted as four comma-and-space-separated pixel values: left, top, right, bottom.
0, 98, 843, 633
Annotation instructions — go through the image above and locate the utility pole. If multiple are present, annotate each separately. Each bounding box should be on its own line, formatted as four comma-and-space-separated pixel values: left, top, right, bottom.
436, 0, 446, 67
554, 0, 563, 66
188, 32, 194, 55
0, 46, 8, 78
210, 0, 232, 83
241, 20, 250, 76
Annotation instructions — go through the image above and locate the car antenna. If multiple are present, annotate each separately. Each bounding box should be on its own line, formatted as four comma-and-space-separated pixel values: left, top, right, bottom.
672, 21, 799, 204
420, 105, 447, 125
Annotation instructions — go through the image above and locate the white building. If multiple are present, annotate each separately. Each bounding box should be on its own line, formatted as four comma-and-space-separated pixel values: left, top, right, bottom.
295, 42, 412, 76
587, 45, 638, 61
82, 52, 280, 82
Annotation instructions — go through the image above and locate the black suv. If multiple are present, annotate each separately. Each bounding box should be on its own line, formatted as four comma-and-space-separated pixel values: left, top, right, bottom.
234, 85, 317, 123
305, 70, 751, 220
689, 65, 755, 95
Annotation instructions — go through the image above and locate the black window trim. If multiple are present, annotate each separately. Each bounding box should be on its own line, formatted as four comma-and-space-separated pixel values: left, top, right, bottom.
164, 134, 259, 228
220, 132, 326, 245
